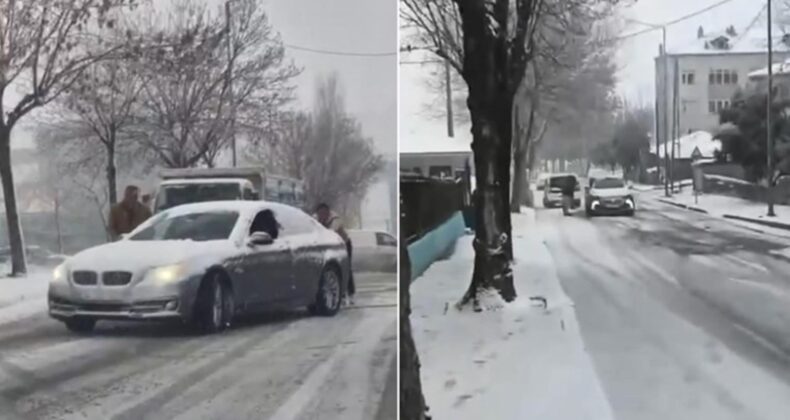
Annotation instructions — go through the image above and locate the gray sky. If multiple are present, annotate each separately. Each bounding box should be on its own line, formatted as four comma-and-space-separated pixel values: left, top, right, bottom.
263, 0, 397, 158
617, 0, 767, 103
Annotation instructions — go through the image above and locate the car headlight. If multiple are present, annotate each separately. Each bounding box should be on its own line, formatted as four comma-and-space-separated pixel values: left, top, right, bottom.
144, 263, 187, 284
52, 263, 68, 282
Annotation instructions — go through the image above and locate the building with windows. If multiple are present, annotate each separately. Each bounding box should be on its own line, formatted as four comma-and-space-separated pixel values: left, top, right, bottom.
655, 25, 790, 142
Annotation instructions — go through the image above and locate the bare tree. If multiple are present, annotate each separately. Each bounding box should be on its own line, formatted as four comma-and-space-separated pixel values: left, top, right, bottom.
0, 0, 138, 274
133, 0, 298, 168
247, 74, 383, 212
58, 54, 144, 205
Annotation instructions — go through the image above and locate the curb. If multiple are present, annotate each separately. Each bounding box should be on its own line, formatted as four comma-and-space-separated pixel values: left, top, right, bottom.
722, 214, 790, 231
656, 198, 709, 214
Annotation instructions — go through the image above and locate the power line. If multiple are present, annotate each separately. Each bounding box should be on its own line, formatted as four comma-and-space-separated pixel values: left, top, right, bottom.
283, 43, 396, 57
615, 0, 742, 41
733, 3, 768, 46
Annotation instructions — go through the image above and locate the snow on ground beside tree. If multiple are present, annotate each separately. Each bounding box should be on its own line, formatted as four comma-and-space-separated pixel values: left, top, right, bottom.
410, 210, 614, 420
0, 265, 50, 326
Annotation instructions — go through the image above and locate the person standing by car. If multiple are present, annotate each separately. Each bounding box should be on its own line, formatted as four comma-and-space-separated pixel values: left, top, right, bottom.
314, 203, 355, 305
109, 185, 153, 241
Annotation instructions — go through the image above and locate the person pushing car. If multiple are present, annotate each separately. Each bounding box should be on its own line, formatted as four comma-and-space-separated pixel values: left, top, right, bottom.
314, 203, 355, 305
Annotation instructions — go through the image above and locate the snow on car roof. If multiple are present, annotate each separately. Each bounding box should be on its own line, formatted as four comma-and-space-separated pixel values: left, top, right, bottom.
159, 178, 250, 186
159, 200, 291, 218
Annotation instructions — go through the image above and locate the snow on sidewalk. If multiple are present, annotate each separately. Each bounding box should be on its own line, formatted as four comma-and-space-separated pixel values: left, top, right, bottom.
0, 265, 50, 327
653, 188, 790, 237
410, 210, 614, 420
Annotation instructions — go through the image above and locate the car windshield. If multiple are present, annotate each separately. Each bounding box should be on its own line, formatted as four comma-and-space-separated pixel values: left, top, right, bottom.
156, 183, 241, 211
129, 211, 239, 241
594, 178, 625, 189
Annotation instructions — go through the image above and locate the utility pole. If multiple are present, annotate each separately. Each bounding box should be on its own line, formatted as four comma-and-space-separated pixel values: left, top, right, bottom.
768, 0, 776, 217
671, 56, 680, 193
445, 58, 454, 137
225, 0, 237, 167
662, 26, 671, 197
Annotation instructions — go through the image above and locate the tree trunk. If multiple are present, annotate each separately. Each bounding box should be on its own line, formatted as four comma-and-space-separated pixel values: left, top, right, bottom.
460, 105, 517, 308
0, 129, 27, 275
511, 150, 528, 212
106, 139, 118, 206
399, 237, 429, 420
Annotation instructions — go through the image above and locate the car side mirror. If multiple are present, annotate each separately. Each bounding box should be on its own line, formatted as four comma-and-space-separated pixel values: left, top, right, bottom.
248, 231, 274, 246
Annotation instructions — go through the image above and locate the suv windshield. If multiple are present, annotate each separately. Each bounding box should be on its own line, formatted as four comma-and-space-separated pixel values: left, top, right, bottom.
157, 183, 242, 211
129, 211, 239, 241
594, 178, 625, 189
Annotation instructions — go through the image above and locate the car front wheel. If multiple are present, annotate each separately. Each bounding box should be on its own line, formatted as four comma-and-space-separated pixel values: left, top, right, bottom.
65, 317, 96, 333
194, 273, 231, 334
310, 267, 343, 317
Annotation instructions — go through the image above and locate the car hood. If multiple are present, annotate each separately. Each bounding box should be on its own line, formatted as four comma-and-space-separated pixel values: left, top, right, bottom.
67, 240, 235, 272
590, 187, 630, 198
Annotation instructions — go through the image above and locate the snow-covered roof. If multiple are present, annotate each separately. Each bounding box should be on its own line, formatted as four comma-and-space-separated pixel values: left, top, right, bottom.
400, 124, 473, 155
664, 22, 790, 56
659, 130, 720, 159
159, 167, 264, 179
748, 58, 790, 78
159, 178, 250, 186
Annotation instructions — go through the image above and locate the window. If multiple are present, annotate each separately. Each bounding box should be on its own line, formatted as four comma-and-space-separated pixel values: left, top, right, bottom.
375, 232, 397, 247
709, 69, 739, 85
250, 209, 281, 239
243, 186, 257, 200
275, 206, 316, 235
709, 101, 716, 114
682, 71, 695, 85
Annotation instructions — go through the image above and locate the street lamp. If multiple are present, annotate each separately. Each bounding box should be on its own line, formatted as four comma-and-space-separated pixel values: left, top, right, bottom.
626, 18, 671, 196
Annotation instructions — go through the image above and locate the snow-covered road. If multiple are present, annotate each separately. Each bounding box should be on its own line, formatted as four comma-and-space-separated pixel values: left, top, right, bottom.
0, 273, 396, 420
540, 196, 790, 420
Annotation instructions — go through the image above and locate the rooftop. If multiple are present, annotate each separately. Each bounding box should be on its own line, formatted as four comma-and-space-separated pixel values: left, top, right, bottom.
748, 58, 790, 78
661, 20, 790, 57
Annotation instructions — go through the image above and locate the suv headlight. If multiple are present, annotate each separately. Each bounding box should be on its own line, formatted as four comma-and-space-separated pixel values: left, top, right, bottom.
144, 263, 187, 284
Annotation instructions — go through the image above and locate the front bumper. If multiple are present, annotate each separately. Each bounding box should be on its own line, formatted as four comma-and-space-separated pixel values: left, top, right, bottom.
48, 273, 202, 322
588, 198, 635, 214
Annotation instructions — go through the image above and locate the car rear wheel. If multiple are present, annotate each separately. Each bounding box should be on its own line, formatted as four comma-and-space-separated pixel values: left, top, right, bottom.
194, 273, 231, 334
65, 317, 96, 333
311, 266, 342, 317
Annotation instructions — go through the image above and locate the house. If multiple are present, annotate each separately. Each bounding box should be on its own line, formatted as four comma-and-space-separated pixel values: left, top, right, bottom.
656, 130, 721, 181
399, 124, 474, 182
655, 24, 790, 141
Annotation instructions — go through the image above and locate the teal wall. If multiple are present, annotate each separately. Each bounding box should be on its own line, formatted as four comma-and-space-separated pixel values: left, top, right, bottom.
407, 211, 466, 281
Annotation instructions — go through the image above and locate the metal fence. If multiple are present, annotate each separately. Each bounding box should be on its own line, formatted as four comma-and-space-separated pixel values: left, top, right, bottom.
400, 173, 469, 244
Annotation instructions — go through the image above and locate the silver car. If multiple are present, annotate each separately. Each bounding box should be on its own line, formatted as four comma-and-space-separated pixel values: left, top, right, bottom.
48, 201, 349, 333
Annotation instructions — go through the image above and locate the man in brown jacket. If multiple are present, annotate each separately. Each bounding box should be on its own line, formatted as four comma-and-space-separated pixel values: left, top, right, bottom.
109, 185, 152, 241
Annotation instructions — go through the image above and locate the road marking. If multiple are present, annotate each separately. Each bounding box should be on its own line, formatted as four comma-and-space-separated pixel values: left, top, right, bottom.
725, 254, 769, 273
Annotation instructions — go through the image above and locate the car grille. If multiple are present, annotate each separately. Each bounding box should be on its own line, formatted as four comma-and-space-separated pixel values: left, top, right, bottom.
72, 271, 98, 285
102, 271, 133, 286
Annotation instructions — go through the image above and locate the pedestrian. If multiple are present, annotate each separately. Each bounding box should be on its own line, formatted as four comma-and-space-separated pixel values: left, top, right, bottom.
314, 202, 355, 305
109, 185, 153, 241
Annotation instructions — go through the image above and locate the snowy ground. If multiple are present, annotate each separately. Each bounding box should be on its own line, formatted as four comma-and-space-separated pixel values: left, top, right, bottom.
0, 267, 50, 328
539, 197, 790, 419
411, 210, 615, 420
0, 272, 396, 420
648, 188, 790, 239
